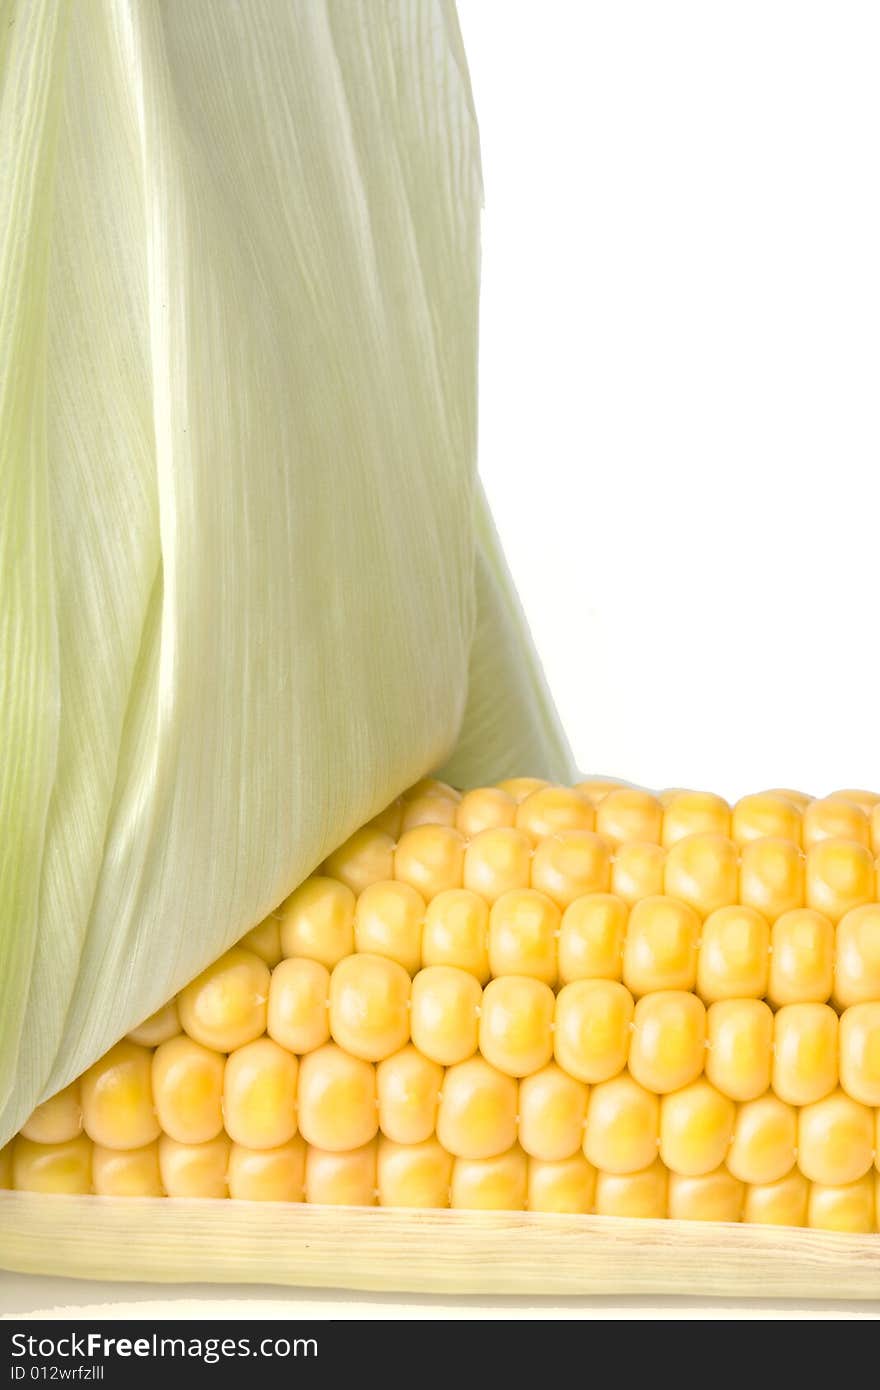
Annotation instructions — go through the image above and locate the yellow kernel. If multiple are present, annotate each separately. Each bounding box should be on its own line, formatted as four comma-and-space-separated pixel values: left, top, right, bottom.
732, 794, 802, 846
554, 979, 634, 1084
450, 1145, 528, 1210
12, 1135, 92, 1194
456, 787, 517, 835
828, 789, 880, 816
322, 826, 396, 895
498, 777, 550, 803
354, 880, 424, 975
368, 797, 404, 840
479, 976, 555, 1078
404, 777, 461, 803
610, 842, 666, 905
834, 904, 880, 1007
92, 1143, 163, 1197
768, 908, 834, 1006
463, 827, 532, 902
628, 991, 706, 1094
376, 1137, 452, 1208
488, 889, 559, 984
805, 838, 874, 923
436, 1057, 518, 1159
0, 1144, 12, 1189
158, 1134, 230, 1198
328, 953, 411, 1061
394, 825, 466, 899
595, 789, 663, 845
803, 798, 870, 849
267, 957, 331, 1054
178, 947, 270, 1052
127, 999, 181, 1047
797, 1089, 874, 1185
667, 1168, 744, 1223
764, 789, 813, 811
808, 1174, 875, 1233
743, 1169, 809, 1227
661, 791, 731, 847
152, 1036, 225, 1144
583, 1073, 659, 1174
240, 915, 282, 967
772, 1003, 838, 1106
664, 834, 739, 917
421, 889, 490, 983
227, 1136, 306, 1201
558, 893, 626, 984
659, 1080, 735, 1178
410, 966, 481, 1066
738, 837, 804, 921
622, 895, 700, 996
518, 1064, 589, 1161
697, 905, 769, 1002
280, 877, 355, 970
574, 777, 628, 806
705, 999, 774, 1102
514, 786, 594, 842
223, 1037, 299, 1150
401, 795, 458, 831
81, 1041, 160, 1151
530, 830, 613, 907
840, 1003, 880, 1105
296, 1044, 377, 1152
728, 1094, 797, 1184
376, 1046, 443, 1145
305, 1141, 377, 1206
528, 1153, 597, 1214
20, 1081, 82, 1145
594, 1158, 667, 1219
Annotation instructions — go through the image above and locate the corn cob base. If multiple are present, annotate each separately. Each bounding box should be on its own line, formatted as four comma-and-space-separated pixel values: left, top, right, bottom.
5, 776, 880, 1293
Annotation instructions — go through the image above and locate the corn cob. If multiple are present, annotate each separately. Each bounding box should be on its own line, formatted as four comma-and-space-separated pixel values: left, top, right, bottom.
6, 777, 880, 1236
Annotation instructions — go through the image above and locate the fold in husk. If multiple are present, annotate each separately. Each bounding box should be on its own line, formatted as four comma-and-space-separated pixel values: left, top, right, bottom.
0, 0, 572, 1152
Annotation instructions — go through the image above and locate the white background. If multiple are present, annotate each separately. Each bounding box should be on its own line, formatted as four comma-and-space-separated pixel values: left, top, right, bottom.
461, 0, 880, 800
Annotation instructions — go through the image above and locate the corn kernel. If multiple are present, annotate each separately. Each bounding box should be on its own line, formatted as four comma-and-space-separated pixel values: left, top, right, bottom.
328, 953, 411, 1061
611, 842, 666, 905
743, 1169, 809, 1227
768, 909, 833, 1006
727, 1094, 797, 1184
629, 991, 706, 1094
840, 1003, 880, 1105
498, 777, 549, 803
324, 825, 398, 896
772, 1004, 838, 1106
436, 1057, 518, 1159
92, 1143, 163, 1197
574, 777, 628, 806
803, 798, 869, 850
223, 1038, 298, 1149
305, 1141, 377, 1205
267, 957, 330, 1054
583, 1073, 659, 1174
240, 915, 282, 967
450, 1145, 528, 1210
517, 1063, 589, 1160
296, 1044, 377, 1152
834, 903, 880, 1007
421, 889, 490, 983
667, 1168, 744, 1223
797, 1089, 874, 1185
808, 1174, 875, 1233
697, 905, 769, 1002
806, 838, 874, 923
178, 947, 270, 1053
377, 1137, 452, 1207
872, 806, 880, 856
158, 1134, 230, 1198
515, 786, 594, 842
558, 894, 626, 984
227, 1137, 306, 1201
738, 837, 804, 922
596, 789, 663, 845
664, 834, 738, 917
705, 999, 773, 1101
354, 880, 424, 975
463, 827, 532, 902
376, 1045, 443, 1145
81, 1041, 160, 1151
528, 1154, 597, 1213
12, 1135, 92, 1194
479, 976, 555, 1078
20, 1081, 82, 1145
404, 777, 460, 803
554, 980, 634, 1083
622, 895, 700, 996
488, 889, 559, 984
531, 830, 612, 908
661, 792, 731, 847
594, 1158, 667, 1219
280, 877, 355, 969
411, 966, 480, 1066
127, 1000, 181, 1047
369, 798, 404, 840
659, 1080, 735, 1178
401, 795, 458, 831
152, 1036, 225, 1144
455, 787, 517, 835
0, 1145, 11, 1189
828, 789, 880, 816
764, 789, 812, 811
394, 825, 466, 899
732, 794, 802, 846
